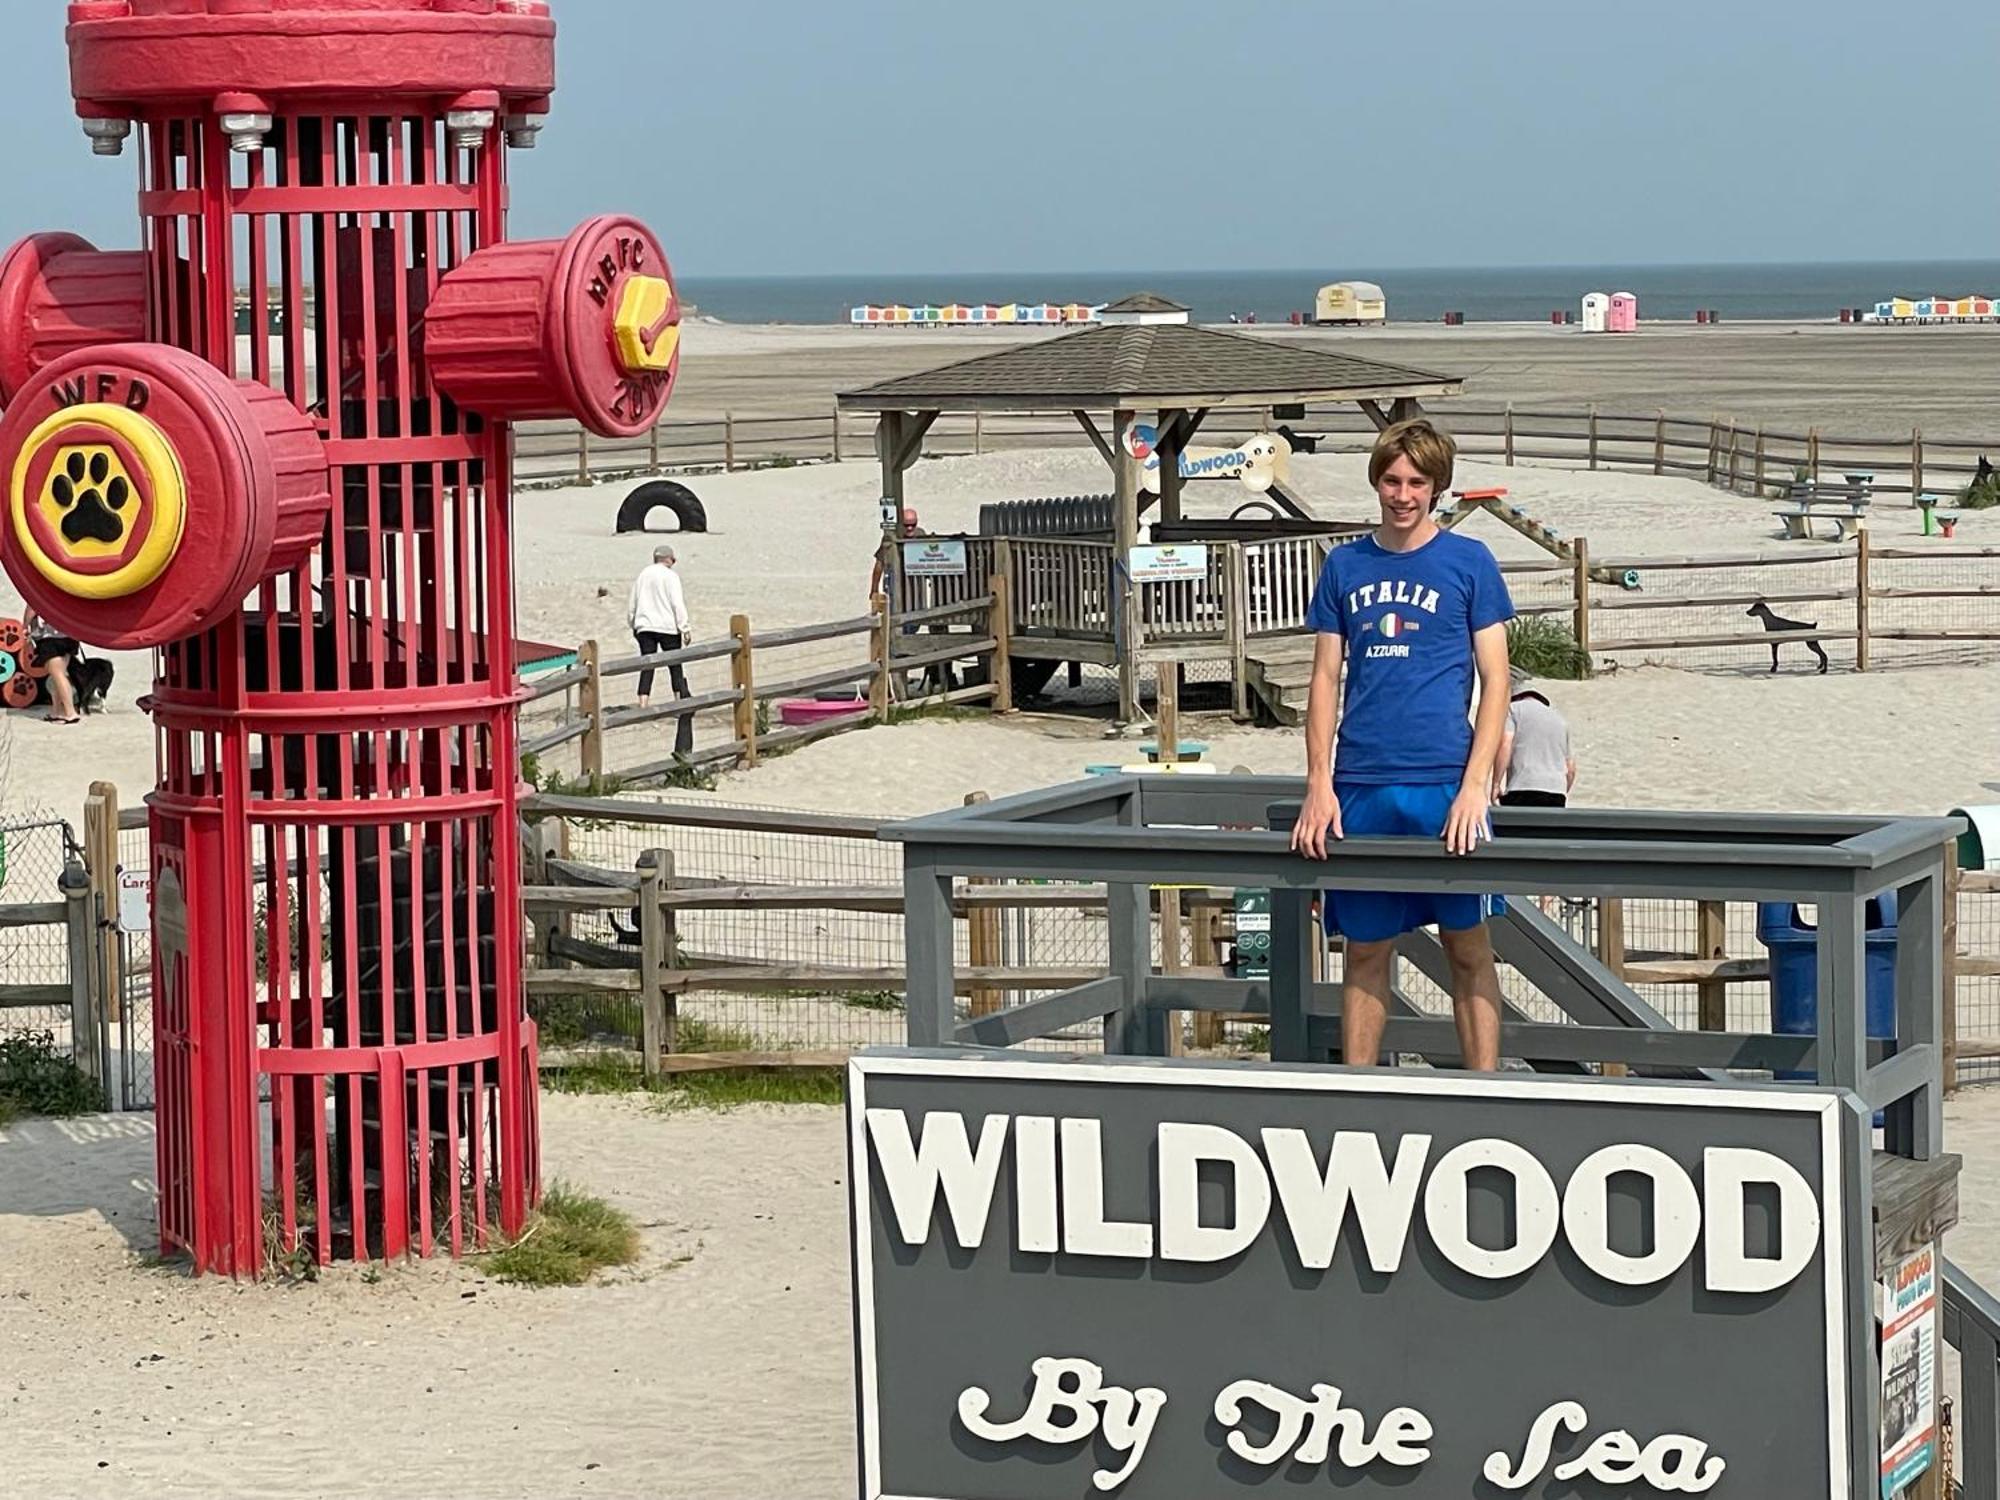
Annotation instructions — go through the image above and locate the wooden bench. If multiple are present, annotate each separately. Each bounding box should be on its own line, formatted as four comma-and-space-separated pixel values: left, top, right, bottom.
1773, 482, 1870, 541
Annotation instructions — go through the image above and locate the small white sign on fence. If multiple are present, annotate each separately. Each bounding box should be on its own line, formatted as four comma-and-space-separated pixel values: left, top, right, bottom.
903, 539, 968, 577
117, 866, 150, 934
1128, 543, 1210, 583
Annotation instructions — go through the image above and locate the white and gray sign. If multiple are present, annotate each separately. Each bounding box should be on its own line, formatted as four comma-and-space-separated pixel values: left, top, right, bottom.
849, 1051, 1869, 1499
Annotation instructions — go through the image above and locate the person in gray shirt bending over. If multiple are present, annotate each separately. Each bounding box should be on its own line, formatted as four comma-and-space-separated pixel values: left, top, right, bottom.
1497, 686, 1575, 807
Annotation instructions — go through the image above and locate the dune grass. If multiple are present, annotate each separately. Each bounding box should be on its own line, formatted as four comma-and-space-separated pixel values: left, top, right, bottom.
1506, 615, 1591, 680
483, 1181, 641, 1287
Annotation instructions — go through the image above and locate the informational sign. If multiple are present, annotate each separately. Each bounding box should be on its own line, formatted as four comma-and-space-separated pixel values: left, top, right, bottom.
902, 539, 966, 578
1232, 888, 1270, 978
116, 864, 150, 933
1879, 1245, 1938, 1497
850, 1051, 1868, 1500
1126, 543, 1209, 584
1126, 424, 1291, 493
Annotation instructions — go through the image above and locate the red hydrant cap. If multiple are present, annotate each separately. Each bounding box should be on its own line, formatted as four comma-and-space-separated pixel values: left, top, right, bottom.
0, 344, 332, 650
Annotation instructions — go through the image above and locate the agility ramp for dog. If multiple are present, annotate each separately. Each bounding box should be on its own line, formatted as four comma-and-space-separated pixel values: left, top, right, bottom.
1441, 486, 1642, 588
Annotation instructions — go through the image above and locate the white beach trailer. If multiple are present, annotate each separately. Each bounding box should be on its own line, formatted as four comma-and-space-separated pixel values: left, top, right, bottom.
1580, 291, 1610, 332
1313, 280, 1386, 325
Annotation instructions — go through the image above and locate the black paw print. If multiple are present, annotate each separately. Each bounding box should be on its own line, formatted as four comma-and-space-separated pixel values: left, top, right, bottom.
54, 450, 128, 546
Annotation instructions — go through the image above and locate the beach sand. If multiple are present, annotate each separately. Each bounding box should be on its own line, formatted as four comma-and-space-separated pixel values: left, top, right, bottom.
11, 441, 1994, 824
7, 1087, 2000, 1499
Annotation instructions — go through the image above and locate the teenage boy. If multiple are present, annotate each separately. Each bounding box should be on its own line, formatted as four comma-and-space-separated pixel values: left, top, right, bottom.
1288, 418, 1515, 1070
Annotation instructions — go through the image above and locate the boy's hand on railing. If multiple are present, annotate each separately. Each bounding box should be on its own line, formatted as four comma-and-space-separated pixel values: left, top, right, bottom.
1444, 784, 1491, 856
1290, 781, 1342, 860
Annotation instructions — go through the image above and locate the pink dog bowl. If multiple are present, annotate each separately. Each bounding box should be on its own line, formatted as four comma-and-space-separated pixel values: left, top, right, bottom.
778, 697, 868, 727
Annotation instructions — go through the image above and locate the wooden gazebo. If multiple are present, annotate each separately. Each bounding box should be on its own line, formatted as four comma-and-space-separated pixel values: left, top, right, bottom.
838, 321, 1462, 721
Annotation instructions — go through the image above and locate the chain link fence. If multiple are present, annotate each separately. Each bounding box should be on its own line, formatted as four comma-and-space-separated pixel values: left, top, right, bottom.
0, 816, 87, 1052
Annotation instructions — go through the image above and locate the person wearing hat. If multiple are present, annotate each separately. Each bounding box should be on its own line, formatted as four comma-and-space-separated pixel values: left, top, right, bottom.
868, 508, 921, 602
1497, 675, 1575, 808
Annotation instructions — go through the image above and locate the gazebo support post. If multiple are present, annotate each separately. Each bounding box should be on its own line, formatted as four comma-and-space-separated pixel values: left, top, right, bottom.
1358, 395, 1426, 433
874, 408, 938, 700
1155, 407, 1187, 527
1112, 407, 1142, 727
1073, 410, 1115, 465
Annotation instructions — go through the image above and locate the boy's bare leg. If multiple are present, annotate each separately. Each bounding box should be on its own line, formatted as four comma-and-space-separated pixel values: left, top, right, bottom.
1341, 938, 1395, 1066
1441, 923, 1503, 1071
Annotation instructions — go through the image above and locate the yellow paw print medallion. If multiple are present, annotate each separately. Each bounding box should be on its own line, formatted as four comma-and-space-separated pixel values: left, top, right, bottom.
9, 402, 186, 599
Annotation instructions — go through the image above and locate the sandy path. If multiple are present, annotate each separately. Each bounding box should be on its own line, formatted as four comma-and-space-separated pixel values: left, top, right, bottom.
0, 1094, 851, 1500
8, 1086, 2000, 1499
704, 660, 2000, 822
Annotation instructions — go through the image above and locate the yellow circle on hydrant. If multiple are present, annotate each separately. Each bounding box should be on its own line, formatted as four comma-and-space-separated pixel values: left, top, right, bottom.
8, 402, 187, 600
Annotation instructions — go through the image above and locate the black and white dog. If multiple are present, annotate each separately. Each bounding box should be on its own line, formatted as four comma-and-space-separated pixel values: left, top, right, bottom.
70, 650, 114, 713
1746, 601, 1829, 674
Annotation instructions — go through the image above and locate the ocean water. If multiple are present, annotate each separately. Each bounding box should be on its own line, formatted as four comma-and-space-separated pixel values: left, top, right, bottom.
677, 261, 2000, 327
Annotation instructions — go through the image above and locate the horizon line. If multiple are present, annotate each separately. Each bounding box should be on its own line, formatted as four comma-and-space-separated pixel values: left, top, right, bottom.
681, 255, 2000, 283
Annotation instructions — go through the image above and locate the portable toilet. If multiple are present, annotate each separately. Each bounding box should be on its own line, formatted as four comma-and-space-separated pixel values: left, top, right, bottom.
1580, 292, 1610, 332
1607, 291, 1638, 332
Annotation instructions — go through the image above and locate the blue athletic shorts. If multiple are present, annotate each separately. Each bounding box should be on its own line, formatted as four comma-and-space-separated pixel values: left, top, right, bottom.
1322, 781, 1504, 943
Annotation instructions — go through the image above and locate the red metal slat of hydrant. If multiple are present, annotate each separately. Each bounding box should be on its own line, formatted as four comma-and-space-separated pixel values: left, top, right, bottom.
302, 823, 331, 1267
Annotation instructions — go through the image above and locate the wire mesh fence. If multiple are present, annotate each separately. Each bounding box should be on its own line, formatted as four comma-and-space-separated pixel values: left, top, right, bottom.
116, 821, 154, 1110
536, 796, 2000, 1088
68, 784, 2000, 1103
0, 817, 84, 1039
543, 796, 1112, 1053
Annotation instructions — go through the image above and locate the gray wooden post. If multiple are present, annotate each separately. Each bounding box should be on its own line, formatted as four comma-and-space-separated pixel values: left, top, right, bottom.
1889, 859, 1944, 1159
637, 849, 667, 1077
1103, 788, 1159, 1054
60, 859, 103, 1101
902, 853, 957, 1046
1815, 890, 1868, 1094
1268, 887, 1317, 1063
1224, 541, 1249, 721
1156, 407, 1186, 526
1111, 408, 1140, 725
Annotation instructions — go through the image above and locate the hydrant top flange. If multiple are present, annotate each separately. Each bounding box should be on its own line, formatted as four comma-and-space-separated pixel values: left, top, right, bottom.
68, 1, 556, 113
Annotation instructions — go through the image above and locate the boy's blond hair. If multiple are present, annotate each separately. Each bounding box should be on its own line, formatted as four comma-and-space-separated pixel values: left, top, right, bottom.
1367, 417, 1455, 498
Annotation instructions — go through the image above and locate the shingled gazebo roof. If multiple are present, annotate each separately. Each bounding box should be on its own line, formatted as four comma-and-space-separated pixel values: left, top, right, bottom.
1101, 290, 1189, 314
837, 322, 1461, 412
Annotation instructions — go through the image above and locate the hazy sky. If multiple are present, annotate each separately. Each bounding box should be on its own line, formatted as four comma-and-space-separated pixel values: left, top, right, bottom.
2, 0, 1993, 278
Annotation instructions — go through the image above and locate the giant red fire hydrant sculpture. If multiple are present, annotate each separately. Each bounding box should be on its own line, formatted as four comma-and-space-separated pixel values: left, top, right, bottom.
0, 1, 679, 1275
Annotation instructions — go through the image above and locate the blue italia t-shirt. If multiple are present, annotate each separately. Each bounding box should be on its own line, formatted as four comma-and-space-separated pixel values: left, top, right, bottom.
1306, 530, 1514, 785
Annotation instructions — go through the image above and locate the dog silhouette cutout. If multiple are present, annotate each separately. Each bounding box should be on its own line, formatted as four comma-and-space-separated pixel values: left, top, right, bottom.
1746, 600, 1829, 673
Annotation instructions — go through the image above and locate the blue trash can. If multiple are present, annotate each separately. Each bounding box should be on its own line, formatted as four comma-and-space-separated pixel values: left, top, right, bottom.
1757, 894, 1898, 1101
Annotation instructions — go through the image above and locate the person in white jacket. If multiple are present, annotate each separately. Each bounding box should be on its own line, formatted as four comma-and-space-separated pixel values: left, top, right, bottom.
628, 544, 694, 756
